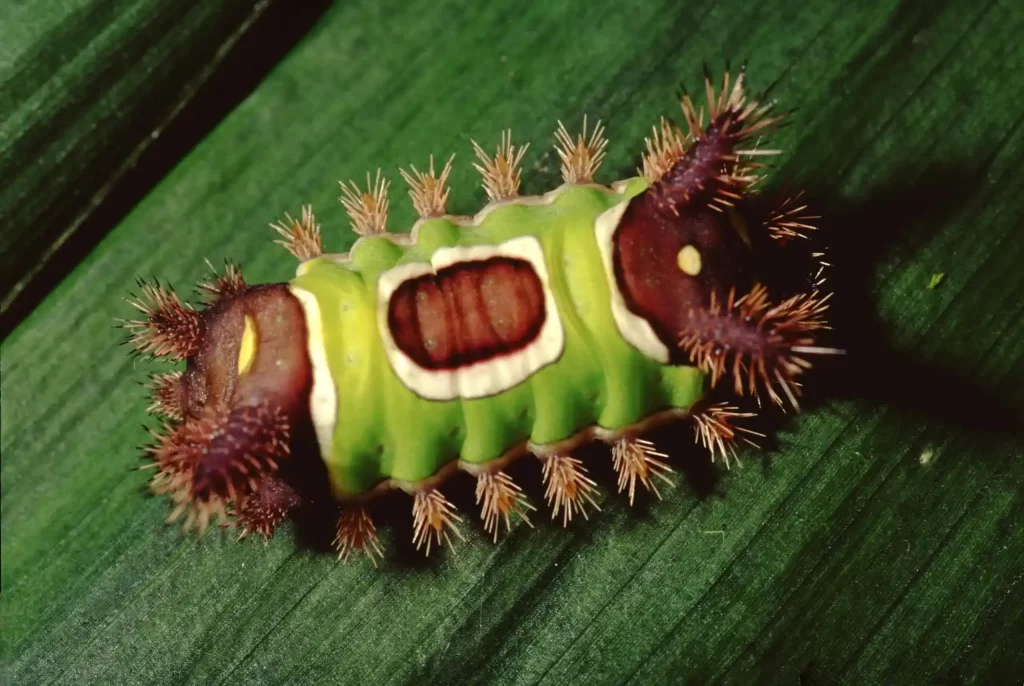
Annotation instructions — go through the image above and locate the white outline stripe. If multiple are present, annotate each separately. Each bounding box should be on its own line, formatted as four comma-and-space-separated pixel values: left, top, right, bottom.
288, 285, 337, 460
593, 201, 671, 363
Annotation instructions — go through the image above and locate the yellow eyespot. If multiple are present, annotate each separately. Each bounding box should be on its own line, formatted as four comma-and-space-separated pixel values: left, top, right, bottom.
237, 315, 257, 374
677, 245, 702, 276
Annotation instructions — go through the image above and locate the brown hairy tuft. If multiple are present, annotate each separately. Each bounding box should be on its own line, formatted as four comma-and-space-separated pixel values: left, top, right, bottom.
692, 402, 763, 467
339, 171, 391, 236
234, 476, 302, 540
143, 417, 215, 529
334, 507, 384, 564
679, 284, 832, 409
764, 191, 820, 243
142, 401, 292, 533
121, 280, 202, 360
640, 117, 688, 183
471, 130, 529, 202
144, 414, 217, 480
648, 67, 784, 216
145, 371, 185, 420
196, 260, 247, 302
271, 205, 323, 261
400, 154, 456, 218
190, 402, 291, 504
554, 116, 608, 185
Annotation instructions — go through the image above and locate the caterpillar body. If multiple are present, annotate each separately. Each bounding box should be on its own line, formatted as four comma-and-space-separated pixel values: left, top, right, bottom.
123, 69, 835, 562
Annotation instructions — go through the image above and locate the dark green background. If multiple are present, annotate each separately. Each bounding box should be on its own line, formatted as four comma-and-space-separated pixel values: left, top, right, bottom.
2, 0, 1022, 683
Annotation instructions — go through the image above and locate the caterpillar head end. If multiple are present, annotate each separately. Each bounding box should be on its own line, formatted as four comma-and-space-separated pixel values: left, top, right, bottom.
123, 271, 312, 533
617, 67, 839, 410
616, 179, 837, 410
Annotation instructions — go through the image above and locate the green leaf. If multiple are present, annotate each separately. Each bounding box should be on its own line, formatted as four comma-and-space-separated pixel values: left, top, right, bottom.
0, 0, 323, 331
3, 0, 1022, 683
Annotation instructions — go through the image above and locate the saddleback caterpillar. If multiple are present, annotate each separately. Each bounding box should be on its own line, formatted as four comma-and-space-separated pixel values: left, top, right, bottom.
120, 68, 837, 563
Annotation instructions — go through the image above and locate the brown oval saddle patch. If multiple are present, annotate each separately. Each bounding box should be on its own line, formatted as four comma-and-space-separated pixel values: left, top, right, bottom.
387, 257, 546, 370
612, 196, 750, 355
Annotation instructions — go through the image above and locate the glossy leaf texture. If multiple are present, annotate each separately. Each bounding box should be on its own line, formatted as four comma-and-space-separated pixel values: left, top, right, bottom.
2, 0, 1022, 683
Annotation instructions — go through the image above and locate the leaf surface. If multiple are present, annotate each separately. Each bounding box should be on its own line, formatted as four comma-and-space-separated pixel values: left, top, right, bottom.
2, 0, 1022, 683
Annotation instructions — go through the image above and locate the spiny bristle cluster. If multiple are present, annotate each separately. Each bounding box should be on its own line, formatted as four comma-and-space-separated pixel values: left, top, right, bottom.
328, 120, 611, 243
271, 205, 323, 261
692, 403, 763, 468
475, 471, 535, 542
412, 489, 465, 555
234, 476, 302, 541
145, 371, 184, 420
765, 192, 820, 242
334, 507, 384, 564
196, 260, 247, 302
641, 117, 689, 182
540, 453, 601, 527
472, 129, 530, 202
332, 433, 696, 562
611, 437, 675, 505
679, 284, 833, 410
121, 280, 202, 360
810, 250, 830, 290
191, 403, 291, 502
323, 400, 778, 563
339, 170, 391, 236
643, 67, 783, 213
144, 414, 225, 532
399, 154, 456, 218
682, 67, 774, 136
142, 402, 291, 534
554, 116, 608, 184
